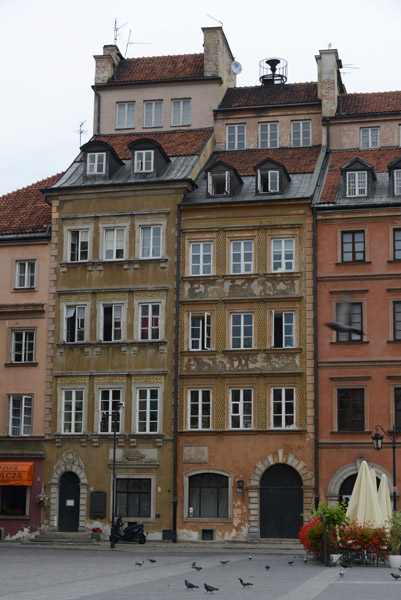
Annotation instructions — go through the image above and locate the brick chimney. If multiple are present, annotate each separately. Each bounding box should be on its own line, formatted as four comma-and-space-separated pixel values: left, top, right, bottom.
202, 27, 236, 97
315, 49, 345, 118
93, 45, 124, 84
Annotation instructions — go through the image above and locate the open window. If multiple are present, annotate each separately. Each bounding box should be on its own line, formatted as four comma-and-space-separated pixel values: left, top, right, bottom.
205, 160, 242, 198
254, 158, 290, 195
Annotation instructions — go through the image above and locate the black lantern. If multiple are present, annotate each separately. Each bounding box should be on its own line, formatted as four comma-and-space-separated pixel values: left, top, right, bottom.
372, 428, 384, 451
372, 424, 401, 510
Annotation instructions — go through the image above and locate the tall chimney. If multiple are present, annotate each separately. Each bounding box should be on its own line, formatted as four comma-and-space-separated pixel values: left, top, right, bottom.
93, 45, 123, 84
315, 49, 345, 118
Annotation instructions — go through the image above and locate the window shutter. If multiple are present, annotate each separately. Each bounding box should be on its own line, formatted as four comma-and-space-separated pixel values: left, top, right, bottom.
225, 171, 230, 194
205, 313, 212, 350
207, 173, 213, 195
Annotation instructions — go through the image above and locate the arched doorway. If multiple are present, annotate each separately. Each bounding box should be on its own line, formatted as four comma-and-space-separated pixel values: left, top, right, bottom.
260, 464, 303, 539
58, 472, 80, 531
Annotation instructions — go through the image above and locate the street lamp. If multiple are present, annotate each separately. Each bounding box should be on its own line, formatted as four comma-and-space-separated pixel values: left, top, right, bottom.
102, 401, 124, 549
372, 424, 401, 511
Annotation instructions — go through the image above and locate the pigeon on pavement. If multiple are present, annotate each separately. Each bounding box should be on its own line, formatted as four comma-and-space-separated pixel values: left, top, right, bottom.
191, 561, 196, 567
220, 560, 230, 565
192, 565, 203, 571
148, 559, 157, 563
303, 557, 308, 563
135, 561, 144, 566
288, 561, 294, 566
339, 569, 345, 577
391, 573, 401, 580
248, 555, 252, 560
185, 579, 199, 590
204, 583, 219, 593
265, 565, 270, 570
239, 578, 253, 588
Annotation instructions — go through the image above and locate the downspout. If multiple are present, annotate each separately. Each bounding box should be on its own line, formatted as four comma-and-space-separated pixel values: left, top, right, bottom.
172, 204, 182, 542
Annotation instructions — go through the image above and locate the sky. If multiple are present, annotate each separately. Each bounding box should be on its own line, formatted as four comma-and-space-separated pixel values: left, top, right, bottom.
1, 0, 400, 196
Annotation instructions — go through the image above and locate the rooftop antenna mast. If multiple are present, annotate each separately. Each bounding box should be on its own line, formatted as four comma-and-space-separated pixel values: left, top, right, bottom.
74, 121, 87, 147
206, 14, 223, 26
125, 31, 151, 57
114, 18, 127, 44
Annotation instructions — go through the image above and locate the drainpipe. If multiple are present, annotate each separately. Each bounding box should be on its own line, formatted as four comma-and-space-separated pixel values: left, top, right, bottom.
172, 204, 182, 542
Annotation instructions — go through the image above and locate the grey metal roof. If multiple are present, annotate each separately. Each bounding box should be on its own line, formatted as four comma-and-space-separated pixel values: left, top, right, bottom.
318, 173, 401, 209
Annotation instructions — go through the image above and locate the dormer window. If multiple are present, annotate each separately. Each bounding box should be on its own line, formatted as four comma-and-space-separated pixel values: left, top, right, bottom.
346, 171, 367, 197
258, 170, 279, 193
208, 171, 230, 195
254, 158, 289, 195
395, 170, 401, 195
135, 150, 154, 173
87, 153, 106, 175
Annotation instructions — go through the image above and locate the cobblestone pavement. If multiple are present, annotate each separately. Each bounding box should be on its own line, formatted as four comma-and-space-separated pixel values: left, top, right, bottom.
1, 544, 401, 600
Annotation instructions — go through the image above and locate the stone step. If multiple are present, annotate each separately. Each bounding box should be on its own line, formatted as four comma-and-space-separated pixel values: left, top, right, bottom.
30, 531, 98, 544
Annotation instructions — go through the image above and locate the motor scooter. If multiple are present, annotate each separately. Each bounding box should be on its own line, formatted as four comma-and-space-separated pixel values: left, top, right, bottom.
110, 516, 147, 544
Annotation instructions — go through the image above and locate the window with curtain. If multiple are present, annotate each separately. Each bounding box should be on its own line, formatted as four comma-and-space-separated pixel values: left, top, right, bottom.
188, 473, 228, 518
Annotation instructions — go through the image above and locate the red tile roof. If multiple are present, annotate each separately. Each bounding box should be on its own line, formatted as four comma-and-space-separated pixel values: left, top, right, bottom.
96, 128, 213, 159
112, 54, 205, 83
218, 83, 319, 109
320, 148, 401, 203
338, 92, 401, 115
0, 174, 61, 235
214, 146, 321, 176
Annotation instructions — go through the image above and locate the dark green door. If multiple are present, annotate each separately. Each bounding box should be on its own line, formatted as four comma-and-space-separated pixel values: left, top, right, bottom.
59, 472, 80, 531
260, 464, 303, 539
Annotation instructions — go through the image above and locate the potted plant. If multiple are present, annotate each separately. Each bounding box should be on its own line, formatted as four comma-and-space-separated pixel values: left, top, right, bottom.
91, 527, 102, 541
388, 510, 401, 568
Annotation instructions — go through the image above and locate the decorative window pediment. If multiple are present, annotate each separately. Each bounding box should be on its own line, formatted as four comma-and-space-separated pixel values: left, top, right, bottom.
254, 158, 290, 195
81, 140, 123, 182
388, 157, 401, 196
206, 160, 242, 198
128, 138, 170, 177
340, 157, 376, 199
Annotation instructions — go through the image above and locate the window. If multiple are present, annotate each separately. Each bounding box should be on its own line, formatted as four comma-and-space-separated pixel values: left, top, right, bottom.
134, 150, 154, 173
337, 388, 364, 431
395, 170, 401, 196
9, 395, 32, 436
116, 102, 135, 129
259, 122, 279, 148
271, 311, 295, 348
116, 478, 151, 518
68, 230, 89, 262
394, 229, 401, 260
62, 390, 83, 434
136, 388, 159, 433
11, 330, 35, 363
189, 313, 211, 350
230, 388, 253, 429
65, 306, 86, 343
291, 121, 311, 147
271, 238, 295, 272
87, 153, 106, 174
258, 169, 279, 193
346, 171, 367, 197
189, 242, 212, 275
188, 389, 211, 430
102, 304, 123, 342
395, 388, 401, 429
104, 228, 125, 260
336, 302, 363, 342
140, 225, 161, 258
171, 99, 190, 126
15, 260, 36, 289
271, 387, 295, 428
393, 301, 401, 340
139, 303, 160, 340
99, 389, 122, 433
0, 486, 27, 516
231, 313, 253, 349
226, 124, 246, 150
188, 473, 228, 518
207, 171, 231, 196
341, 231, 365, 262
144, 101, 163, 127
231, 240, 253, 274
360, 127, 379, 149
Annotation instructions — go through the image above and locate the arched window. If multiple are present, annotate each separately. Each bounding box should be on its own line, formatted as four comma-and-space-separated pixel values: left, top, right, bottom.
188, 473, 228, 518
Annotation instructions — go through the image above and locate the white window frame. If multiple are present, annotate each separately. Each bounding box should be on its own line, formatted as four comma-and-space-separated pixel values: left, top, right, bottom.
271, 387, 296, 429
187, 389, 211, 430
259, 122, 279, 148
171, 99, 191, 126
136, 388, 159, 433
189, 241, 213, 275
15, 260, 36, 289
271, 238, 295, 272
360, 127, 379, 149
62, 389, 84, 434
104, 227, 125, 260
226, 124, 246, 150
207, 171, 231, 196
102, 304, 123, 342
11, 330, 35, 363
257, 169, 279, 193
231, 313, 254, 349
87, 152, 106, 174
9, 395, 32, 436
230, 240, 254, 274
229, 388, 253, 430
134, 150, 154, 173
140, 225, 162, 259
291, 121, 311, 147
139, 303, 160, 341
144, 100, 163, 128
116, 102, 135, 129
346, 171, 367, 197
64, 305, 86, 343
395, 170, 401, 196
271, 311, 295, 348
68, 229, 89, 262
189, 313, 211, 350
99, 389, 123, 433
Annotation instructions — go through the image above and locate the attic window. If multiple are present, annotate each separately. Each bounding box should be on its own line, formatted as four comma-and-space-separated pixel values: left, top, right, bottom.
135, 150, 154, 173
208, 171, 230, 196
346, 171, 367, 197
87, 153, 106, 175
395, 170, 401, 195
258, 170, 279, 193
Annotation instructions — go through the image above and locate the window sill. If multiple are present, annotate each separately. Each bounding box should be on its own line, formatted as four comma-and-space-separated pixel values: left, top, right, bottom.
223, 349, 259, 354
335, 261, 371, 266
330, 430, 372, 434
387, 260, 401, 264
264, 347, 300, 353
387, 340, 401, 343
183, 517, 231, 523
330, 341, 369, 345
0, 515, 31, 520
12, 288, 37, 292
4, 362, 38, 367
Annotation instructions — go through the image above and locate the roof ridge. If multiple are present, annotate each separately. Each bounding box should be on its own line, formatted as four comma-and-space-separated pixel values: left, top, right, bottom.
123, 52, 203, 61
96, 127, 213, 139
340, 90, 401, 96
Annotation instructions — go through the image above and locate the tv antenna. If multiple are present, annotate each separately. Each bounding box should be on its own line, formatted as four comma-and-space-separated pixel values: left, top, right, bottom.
125, 31, 151, 57
114, 18, 127, 44
74, 121, 88, 147
207, 14, 223, 26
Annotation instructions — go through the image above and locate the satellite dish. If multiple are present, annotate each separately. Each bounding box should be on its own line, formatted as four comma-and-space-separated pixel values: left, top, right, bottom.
231, 61, 242, 75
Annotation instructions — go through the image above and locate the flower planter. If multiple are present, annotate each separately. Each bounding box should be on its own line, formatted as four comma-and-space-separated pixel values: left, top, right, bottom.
90, 533, 101, 541
389, 555, 401, 569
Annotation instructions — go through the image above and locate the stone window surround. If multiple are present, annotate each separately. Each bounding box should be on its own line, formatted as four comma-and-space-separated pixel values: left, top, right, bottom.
183, 467, 233, 523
